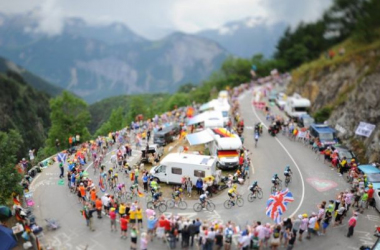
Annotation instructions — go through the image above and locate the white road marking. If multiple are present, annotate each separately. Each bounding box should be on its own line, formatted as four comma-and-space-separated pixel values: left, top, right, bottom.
250, 96, 305, 218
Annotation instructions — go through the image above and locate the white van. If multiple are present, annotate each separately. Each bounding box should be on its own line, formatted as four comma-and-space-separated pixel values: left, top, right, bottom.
207, 128, 242, 169
284, 93, 311, 120
150, 153, 216, 185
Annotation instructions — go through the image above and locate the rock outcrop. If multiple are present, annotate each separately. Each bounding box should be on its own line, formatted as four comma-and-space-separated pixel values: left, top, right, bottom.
287, 48, 380, 162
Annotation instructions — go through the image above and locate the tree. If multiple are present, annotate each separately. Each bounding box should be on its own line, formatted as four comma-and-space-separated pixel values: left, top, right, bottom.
165, 93, 191, 111
177, 83, 197, 93
0, 130, 23, 204
45, 91, 91, 154
95, 107, 125, 136
127, 96, 147, 123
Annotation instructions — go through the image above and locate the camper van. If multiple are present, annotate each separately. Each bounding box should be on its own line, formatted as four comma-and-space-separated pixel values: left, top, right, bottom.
150, 153, 216, 185
284, 94, 311, 120
207, 128, 242, 169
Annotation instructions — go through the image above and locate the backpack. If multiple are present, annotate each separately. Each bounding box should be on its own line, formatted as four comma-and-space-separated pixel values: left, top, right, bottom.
273, 229, 280, 238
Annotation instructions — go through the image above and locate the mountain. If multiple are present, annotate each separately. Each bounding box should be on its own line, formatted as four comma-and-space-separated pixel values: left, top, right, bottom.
198, 17, 287, 58
0, 14, 228, 103
0, 71, 51, 158
0, 56, 64, 96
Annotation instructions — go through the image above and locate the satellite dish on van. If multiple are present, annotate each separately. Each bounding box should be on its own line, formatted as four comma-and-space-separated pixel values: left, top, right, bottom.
178, 146, 184, 153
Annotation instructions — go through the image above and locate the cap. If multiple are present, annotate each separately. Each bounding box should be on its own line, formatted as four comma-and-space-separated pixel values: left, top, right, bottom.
303, 214, 308, 218
110, 208, 115, 211
298, 215, 303, 219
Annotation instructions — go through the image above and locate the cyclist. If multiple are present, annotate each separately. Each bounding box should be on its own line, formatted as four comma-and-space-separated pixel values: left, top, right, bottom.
150, 179, 158, 193
254, 132, 259, 146
152, 189, 162, 206
130, 183, 139, 196
199, 191, 208, 207
228, 184, 238, 205
107, 167, 114, 182
284, 166, 292, 180
271, 174, 281, 190
249, 181, 259, 194
172, 188, 183, 207
112, 173, 119, 188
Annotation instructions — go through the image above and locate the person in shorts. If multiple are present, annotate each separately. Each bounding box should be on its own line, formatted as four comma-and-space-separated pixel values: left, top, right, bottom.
120, 214, 128, 239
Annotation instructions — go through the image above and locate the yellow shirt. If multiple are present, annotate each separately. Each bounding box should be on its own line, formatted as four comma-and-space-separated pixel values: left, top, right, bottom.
136, 209, 143, 219
119, 204, 126, 214
129, 210, 136, 219
228, 188, 236, 194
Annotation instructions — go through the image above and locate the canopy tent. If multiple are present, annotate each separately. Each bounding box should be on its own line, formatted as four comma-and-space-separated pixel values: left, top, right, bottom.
186, 130, 214, 146
0, 225, 17, 250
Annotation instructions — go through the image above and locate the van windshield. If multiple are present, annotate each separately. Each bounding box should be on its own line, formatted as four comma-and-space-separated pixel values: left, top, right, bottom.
319, 133, 334, 140
294, 107, 308, 112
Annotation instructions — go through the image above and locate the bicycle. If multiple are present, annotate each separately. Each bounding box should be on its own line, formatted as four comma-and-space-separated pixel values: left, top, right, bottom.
224, 195, 244, 209
98, 176, 107, 192
247, 187, 263, 202
270, 179, 282, 193
147, 200, 167, 213
166, 198, 187, 210
285, 175, 292, 187
193, 200, 215, 212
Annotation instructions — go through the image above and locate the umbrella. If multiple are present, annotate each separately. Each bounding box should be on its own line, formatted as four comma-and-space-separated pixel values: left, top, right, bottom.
203, 176, 214, 181
266, 189, 294, 224
0, 206, 12, 220
0, 225, 17, 250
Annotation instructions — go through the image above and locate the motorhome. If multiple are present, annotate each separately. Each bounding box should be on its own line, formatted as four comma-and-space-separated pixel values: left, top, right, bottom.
186, 128, 242, 169
284, 94, 311, 120
199, 99, 231, 126
207, 128, 242, 169
149, 153, 217, 185
187, 110, 224, 128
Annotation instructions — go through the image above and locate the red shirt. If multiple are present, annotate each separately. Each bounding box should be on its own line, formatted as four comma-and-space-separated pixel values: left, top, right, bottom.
159, 219, 171, 231
109, 211, 116, 220
368, 188, 374, 199
120, 218, 128, 230
348, 217, 357, 227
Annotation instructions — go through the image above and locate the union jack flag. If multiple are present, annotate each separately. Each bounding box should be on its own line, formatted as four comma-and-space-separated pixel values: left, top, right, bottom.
266, 189, 294, 224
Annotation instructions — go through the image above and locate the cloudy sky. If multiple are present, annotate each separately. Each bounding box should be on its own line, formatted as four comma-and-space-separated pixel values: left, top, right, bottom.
0, 0, 333, 39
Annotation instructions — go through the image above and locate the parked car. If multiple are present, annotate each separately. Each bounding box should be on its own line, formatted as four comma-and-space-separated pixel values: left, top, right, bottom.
153, 125, 180, 146
331, 145, 358, 164
309, 124, 338, 150
268, 90, 277, 102
298, 114, 315, 128
358, 164, 380, 212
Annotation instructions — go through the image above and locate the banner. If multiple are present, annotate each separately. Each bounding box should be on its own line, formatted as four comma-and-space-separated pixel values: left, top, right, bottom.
355, 122, 376, 137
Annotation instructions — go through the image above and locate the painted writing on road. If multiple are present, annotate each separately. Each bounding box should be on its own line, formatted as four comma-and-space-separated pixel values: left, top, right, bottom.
306, 177, 338, 192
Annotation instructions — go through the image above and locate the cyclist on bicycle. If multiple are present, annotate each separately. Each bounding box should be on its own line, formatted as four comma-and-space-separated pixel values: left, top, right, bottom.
107, 167, 113, 182
199, 191, 208, 207
271, 174, 281, 189
254, 132, 259, 143
172, 188, 183, 206
130, 183, 139, 196
150, 179, 158, 193
228, 184, 238, 205
249, 181, 259, 194
152, 190, 162, 206
284, 166, 292, 178
112, 173, 119, 187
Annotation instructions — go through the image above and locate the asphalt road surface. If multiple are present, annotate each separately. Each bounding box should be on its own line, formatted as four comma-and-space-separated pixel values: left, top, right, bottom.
29, 88, 379, 250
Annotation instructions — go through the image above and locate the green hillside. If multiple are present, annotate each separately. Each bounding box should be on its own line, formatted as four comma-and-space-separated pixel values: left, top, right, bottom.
0, 56, 64, 97
0, 72, 51, 159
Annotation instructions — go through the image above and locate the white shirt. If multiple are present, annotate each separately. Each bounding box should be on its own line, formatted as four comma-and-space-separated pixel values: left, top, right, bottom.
239, 235, 250, 247
308, 217, 317, 229
101, 196, 110, 206
256, 225, 266, 239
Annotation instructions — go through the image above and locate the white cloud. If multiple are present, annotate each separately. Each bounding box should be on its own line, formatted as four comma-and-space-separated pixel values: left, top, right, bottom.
0, 0, 333, 39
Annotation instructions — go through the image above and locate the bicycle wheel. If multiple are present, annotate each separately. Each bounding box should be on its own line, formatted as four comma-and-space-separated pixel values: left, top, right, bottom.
247, 193, 255, 202
179, 201, 187, 210
166, 200, 175, 208
224, 200, 233, 209
193, 203, 202, 212
158, 203, 167, 213
237, 198, 244, 207
206, 202, 215, 212
146, 201, 154, 209
257, 189, 263, 199
125, 192, 133, 200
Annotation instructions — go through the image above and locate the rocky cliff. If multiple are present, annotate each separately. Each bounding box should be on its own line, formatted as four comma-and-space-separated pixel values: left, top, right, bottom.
287, 41, 380, 162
